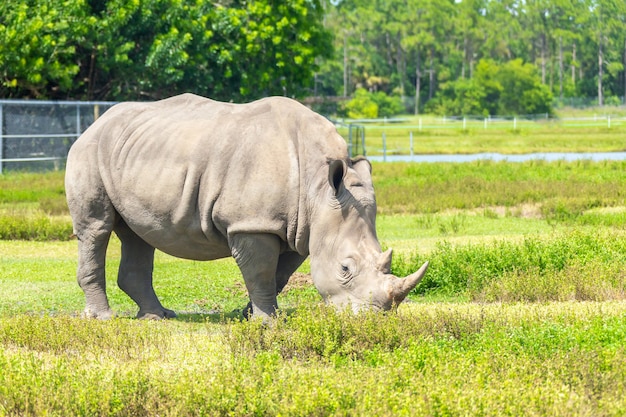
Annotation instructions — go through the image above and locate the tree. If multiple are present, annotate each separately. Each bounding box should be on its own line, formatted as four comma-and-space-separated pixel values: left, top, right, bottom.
0, 0, 89, 98
0, 0, 332, 101
427, 58, 553, 116
497, 59, 553, 114
321, 0, 626, 109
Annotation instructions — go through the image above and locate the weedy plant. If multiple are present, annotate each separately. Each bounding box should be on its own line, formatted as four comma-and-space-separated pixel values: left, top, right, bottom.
0, 209, 72, 240
392, 229, 626, 300
2, 303, 626, 416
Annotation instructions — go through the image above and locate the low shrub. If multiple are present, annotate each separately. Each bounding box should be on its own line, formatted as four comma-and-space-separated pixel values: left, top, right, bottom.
475, 260, 626, 302
393, 229, 626, 300
0, 212, 73, 241
223, 303, 488, 362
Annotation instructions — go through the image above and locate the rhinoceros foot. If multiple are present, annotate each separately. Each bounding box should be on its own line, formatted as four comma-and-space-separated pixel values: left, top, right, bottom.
137, 307, 177, 320
83, 307, 115, 320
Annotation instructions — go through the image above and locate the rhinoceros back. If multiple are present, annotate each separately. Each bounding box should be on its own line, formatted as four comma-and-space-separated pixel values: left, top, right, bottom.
70, 94, 347, 260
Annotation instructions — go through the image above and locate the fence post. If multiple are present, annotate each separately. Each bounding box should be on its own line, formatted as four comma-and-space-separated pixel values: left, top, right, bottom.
608, 115, 611, 128
347, 124, 353, 157
513, 117, 517, 130
410, 131, 414, 157
382, 132, 387, 162
76, 103, 81, 138
463, 117, 467, 130
0, 103, 3, 175
419, 117, 422, 131
360, 126, 366, 157
484, 118, 487, 129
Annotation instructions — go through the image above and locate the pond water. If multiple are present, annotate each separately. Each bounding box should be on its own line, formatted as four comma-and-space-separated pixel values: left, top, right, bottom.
368, 152, 626, 163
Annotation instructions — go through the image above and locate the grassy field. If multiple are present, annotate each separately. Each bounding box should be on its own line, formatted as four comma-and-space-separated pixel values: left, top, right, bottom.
1, 158, 626, 416
336, 113, 626, 155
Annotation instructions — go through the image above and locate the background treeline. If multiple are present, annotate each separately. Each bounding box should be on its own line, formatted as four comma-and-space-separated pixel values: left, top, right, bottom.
322, 0, 626, 116
2, 0, 626, 116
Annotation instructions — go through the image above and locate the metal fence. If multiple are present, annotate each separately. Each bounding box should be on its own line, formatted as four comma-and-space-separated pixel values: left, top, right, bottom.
332, 119, 366, 157
0, 100, 369, 172
2, 99, 626, 172
337, 113, 626, 158
0, 100, 116, 173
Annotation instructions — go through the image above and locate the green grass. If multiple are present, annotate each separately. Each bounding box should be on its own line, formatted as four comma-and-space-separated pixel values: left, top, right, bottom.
1, 162, 626, 415
337, 115, 626, 155
2, 160, 626, 240
372, 159, 626, 214
1, 303, 625, 416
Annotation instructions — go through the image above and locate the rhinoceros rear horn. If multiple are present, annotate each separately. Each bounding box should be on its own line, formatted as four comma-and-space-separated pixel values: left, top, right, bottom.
392, 261, 429, 304
376, 249, 393, 273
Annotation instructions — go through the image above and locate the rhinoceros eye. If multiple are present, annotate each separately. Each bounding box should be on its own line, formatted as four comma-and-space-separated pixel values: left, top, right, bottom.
339, 258, 356, 284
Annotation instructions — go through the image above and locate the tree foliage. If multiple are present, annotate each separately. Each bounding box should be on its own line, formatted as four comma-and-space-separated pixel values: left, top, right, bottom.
342, 88, 405, 118
323, 0, 626, 114
0, 0, 332, 101
3, 0, 626, 115
427, 59, 553, 116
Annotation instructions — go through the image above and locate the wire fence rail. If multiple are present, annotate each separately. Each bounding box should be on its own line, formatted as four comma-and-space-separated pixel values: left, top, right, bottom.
2, 99, 626, 172
344, 113, 625, 130
0, 99, 116, 173
335, 114, 626, 158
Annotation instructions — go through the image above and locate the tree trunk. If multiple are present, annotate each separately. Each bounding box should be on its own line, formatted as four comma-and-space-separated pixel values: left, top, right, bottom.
343, 35, 348, 97
396, 35, 406, 96
462, 35, 468, 79
385, 32, 394, 68
571, 43, 576, 86
559, 37, 563, 99
598, 34, 603, 106
428, 48, 434, 101
415, 49, 421, 115
541, 33, 546, 85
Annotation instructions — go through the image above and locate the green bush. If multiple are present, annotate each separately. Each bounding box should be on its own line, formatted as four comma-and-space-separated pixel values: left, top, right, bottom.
428, 58, 553, 116
342, 88, 404, 118
393, 230, 626, 299
370, 91, 404, 117
0, 213, 73, 241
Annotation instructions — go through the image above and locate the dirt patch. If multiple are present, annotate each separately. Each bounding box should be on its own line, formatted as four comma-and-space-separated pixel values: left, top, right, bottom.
489, 204, 543, 219
442, 204, 543, 219
283, 272, 313, 293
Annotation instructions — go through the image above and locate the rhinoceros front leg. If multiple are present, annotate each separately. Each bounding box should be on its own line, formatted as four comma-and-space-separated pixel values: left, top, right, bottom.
230, 233, 281, 321
114, 222, 176, 320
242, 251, 307, 318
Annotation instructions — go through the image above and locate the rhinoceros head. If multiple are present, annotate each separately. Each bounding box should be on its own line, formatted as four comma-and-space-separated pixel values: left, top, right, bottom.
308, 157, 429, 312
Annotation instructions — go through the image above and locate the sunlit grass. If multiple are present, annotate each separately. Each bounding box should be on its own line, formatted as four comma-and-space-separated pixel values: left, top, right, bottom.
1, 302, 625, 416
337, 117, 626, 155
2, 161, 626, 415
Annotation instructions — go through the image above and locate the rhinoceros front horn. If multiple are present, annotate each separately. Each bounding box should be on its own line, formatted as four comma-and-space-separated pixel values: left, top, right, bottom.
391, 261, 429, 304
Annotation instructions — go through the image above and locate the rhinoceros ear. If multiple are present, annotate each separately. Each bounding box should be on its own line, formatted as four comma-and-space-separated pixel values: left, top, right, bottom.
329, 159, 347, 196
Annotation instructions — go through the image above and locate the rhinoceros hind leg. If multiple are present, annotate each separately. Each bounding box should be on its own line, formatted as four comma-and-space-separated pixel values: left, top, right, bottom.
77, 229, 115, 320
231, 233, 281, 322
114, 222, 176, 320
71, 206, 116, 320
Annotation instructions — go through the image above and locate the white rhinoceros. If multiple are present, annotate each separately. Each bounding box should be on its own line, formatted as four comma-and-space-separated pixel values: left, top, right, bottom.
65, 93, 428, 320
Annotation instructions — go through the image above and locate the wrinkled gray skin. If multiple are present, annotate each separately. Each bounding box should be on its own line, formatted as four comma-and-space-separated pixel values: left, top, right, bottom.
65, 93, 428, 321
